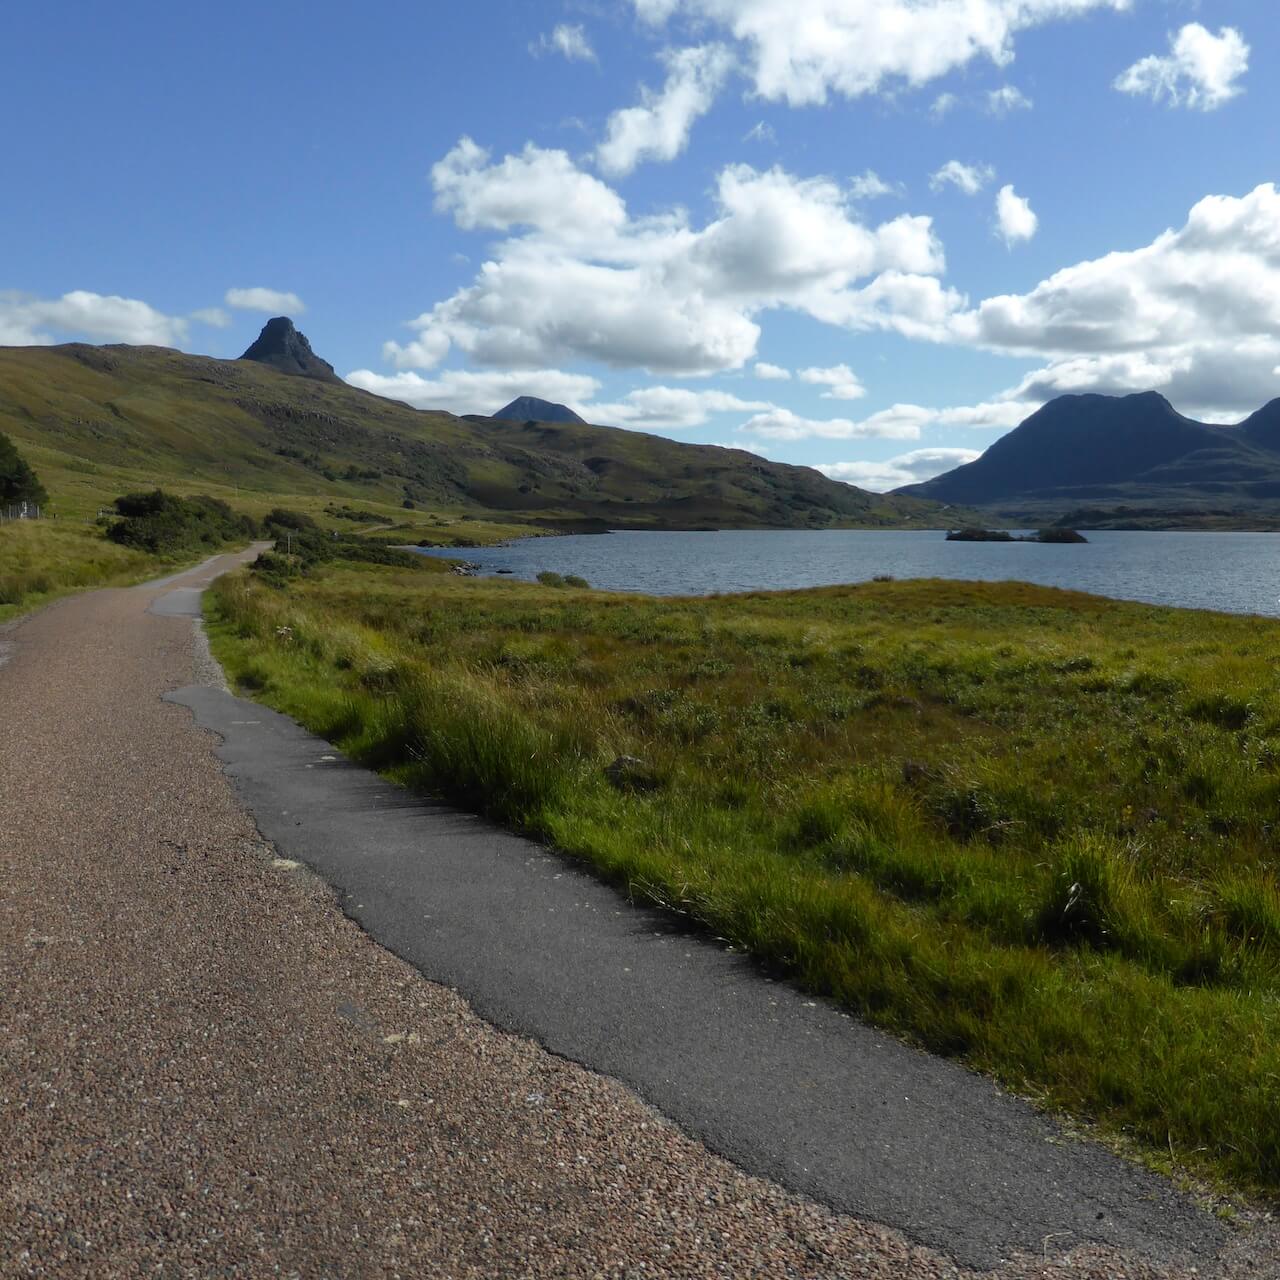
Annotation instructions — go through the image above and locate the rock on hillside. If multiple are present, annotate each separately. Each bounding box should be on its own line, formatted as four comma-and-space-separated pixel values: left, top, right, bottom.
240, 317, 340, 384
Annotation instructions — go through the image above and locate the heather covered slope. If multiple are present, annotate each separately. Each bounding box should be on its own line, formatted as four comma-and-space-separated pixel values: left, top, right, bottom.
0, 341, 963, 528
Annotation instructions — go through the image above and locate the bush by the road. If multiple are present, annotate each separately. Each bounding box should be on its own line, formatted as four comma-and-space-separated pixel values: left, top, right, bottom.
107, 490, 259, 555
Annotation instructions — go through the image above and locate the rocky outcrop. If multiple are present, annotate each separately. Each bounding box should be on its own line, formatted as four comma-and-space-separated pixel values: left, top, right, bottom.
240, 317, 340, 384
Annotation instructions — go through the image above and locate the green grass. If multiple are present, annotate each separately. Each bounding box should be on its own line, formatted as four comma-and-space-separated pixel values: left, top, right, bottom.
0, 520, 164, 620
207, 564, 1280, 1197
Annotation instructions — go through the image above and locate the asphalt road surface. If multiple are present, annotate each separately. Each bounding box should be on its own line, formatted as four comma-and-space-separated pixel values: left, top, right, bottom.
2, 549, 1273, 1278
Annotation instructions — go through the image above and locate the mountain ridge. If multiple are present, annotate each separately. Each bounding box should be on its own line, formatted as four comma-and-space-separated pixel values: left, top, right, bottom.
897, 391, 1280, 514
0, 340, 967, 530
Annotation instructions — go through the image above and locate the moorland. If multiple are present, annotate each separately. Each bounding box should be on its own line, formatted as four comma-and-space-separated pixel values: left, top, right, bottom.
207, 549, 1280, 1198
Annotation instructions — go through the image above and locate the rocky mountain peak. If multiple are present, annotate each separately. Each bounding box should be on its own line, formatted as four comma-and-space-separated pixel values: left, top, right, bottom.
239, 317, 339, 383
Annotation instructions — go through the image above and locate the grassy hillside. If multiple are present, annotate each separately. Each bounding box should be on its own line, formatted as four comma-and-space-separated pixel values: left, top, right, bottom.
0, 342, 964, 530
210, 559, 1280, 1197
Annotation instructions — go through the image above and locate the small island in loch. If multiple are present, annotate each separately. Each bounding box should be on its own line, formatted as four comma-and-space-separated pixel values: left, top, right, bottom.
945, 527, 1089, 543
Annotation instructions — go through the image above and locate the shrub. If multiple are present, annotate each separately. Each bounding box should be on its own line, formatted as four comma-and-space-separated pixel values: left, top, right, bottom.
264, 508, 319, 533
0, 432, 47, 506
251, 524, 418, 575
536, 571, 566, 587
107, 490, 258, 555
564, 574, 591, 589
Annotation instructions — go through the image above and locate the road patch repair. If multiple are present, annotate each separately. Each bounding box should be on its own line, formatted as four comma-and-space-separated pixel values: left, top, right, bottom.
2, 549, 1272, 1277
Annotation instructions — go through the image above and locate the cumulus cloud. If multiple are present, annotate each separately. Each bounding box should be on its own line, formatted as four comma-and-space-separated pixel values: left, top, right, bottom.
586, 386, 774, 429
225, 287, 306, 314
754, 361, 791, 379
742, 398, 1026, 442
798, 363, 866, 400
1115, 24, 1249, 111
995, 184, 1038, 245
531, 24, 597, 63
390, 143, 952, 376
817, 447, 983, 491
947, 183, 1280, 418
344, 367, 601, 417
432, 137, 626, 240
849, 170, 901, 201
596, 44, 734, 175
191, 307, 231, 328
0, 290, 190, 347
930, 161, 994, 195
986, 85, 1032, 115
738, 406, 922, 442
632, 0, 1127, 106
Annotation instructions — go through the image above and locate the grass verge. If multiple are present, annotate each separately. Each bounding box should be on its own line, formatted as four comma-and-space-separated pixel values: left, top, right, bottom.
0, 521, 163, 621
207, 562, 1280, 1198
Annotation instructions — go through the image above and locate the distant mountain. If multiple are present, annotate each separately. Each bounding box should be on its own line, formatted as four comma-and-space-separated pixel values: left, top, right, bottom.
1237, 399, 1280, 452
240, 317, 340, 384
492, 396, 585, 425
0, 342, 971, 530
897, 392, 1280, 515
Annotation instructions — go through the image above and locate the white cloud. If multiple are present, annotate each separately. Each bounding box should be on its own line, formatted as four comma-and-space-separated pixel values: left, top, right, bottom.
344, 367, 601, 417
739, 406, 922, 442
798, 363, 866, 400
743, 120, 776, 144
849, 170, 901, 201
930, 161, 994, 196
191, 307, 231, 328
633, 0, 1128, 106
586, 386, 774, 429
596, 44, 734, 176
948, 184, 1280, 418
0, 290, 189, 346
532, 24, 597, 63
742, 398, 1026, 442
393, 144, 951, 376
995, 184, 1038, 245
986, 85, 1032, 115
754, 361, 791, 380
818, 447, 982, 491
1115, 24, 1249, 111
225, 287, 306, 315
930, 92, 959, 118
432, 137, 626, 241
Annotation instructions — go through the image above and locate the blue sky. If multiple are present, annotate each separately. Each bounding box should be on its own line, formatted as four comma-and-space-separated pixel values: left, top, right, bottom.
3, 0, 1276, 489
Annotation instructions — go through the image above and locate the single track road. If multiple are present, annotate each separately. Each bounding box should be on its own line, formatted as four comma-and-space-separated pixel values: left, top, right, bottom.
2, 550, 1274, 1278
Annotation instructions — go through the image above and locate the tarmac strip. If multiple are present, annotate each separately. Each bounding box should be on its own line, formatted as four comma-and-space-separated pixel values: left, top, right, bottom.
166, 587, 1231, 1272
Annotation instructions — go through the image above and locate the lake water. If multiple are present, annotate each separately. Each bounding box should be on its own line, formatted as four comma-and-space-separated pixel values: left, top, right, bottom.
412, 529, 1280, 616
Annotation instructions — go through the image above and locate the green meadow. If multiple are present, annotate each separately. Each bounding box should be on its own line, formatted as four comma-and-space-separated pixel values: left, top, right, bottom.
208, 557, 1280, 1197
